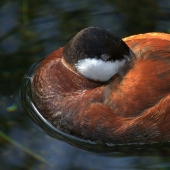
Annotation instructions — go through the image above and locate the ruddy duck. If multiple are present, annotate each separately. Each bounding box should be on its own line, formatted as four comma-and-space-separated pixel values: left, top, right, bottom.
23, 27, 170, 146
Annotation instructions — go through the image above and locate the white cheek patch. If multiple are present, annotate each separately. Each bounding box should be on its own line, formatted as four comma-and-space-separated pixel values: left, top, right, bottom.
75, 58, 126, 82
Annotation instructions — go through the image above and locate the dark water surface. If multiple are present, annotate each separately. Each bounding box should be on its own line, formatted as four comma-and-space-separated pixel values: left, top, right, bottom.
1, 0, 170, 169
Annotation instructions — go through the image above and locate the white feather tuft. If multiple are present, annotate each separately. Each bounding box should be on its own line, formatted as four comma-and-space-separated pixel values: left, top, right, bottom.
75, 58, 126, 82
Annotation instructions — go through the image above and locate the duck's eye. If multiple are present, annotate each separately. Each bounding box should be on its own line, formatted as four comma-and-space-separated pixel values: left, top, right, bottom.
100, 54, 111, 61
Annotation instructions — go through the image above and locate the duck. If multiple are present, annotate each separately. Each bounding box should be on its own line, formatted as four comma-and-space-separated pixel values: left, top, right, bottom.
29, 27, 170, 145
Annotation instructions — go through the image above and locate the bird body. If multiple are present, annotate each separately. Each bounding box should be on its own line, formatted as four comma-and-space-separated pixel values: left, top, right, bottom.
30, 28, 170, 145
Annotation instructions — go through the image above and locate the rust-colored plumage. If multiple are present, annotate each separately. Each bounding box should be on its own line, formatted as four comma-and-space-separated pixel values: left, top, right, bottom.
31, 32, 170, 144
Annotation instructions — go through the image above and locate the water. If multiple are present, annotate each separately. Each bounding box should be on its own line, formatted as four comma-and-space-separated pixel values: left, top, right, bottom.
1, 0, 170, 169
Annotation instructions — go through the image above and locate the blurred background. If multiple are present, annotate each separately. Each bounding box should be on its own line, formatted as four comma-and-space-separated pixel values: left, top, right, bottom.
0, 0, 170, 169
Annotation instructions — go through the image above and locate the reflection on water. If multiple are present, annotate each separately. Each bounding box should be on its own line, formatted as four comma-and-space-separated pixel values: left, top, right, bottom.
0, 0, 170, 169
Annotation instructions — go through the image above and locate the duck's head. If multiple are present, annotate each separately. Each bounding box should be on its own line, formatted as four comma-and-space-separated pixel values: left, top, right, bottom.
62, 27, 135, 82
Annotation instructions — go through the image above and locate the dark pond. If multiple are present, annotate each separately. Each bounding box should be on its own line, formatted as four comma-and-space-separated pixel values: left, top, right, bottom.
1, 0, 170, 169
